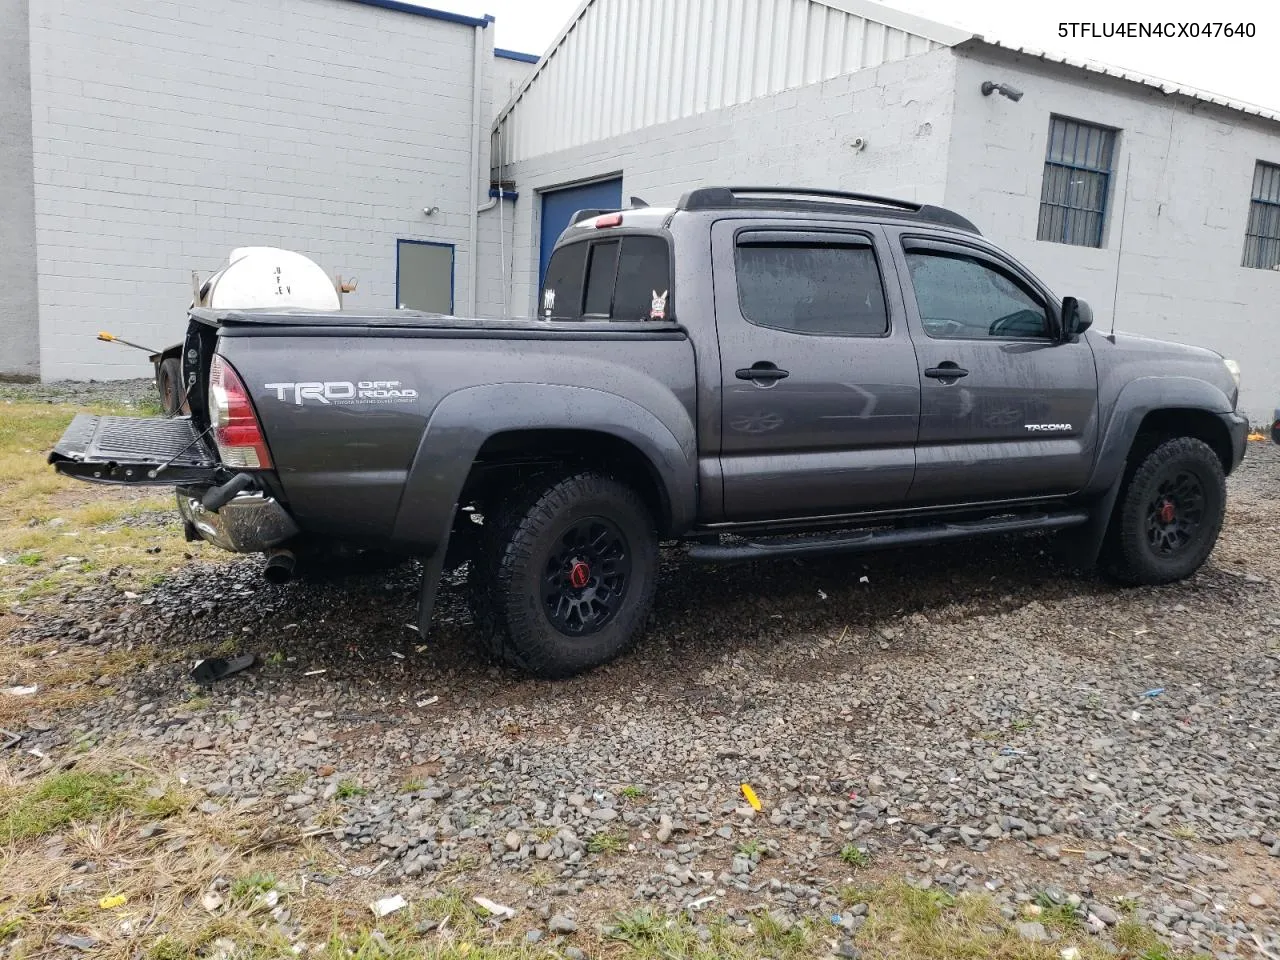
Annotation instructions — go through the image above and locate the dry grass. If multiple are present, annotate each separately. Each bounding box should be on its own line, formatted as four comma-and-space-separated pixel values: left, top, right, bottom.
0, 400, 208, 608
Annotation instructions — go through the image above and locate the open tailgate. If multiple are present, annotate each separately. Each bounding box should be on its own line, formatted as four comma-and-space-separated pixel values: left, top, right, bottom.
48, 414, 220, 485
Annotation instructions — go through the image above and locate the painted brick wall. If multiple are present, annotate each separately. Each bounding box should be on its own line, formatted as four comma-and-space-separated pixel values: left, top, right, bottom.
28, 0, 491, 380
482, 47, 959, 320
946, 49, 1280, 421
0, 0, 40, 378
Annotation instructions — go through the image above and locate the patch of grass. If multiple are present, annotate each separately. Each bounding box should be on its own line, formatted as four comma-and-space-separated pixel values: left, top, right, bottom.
0, 918, 23, 941
15, 552, 42, 567
587, 827, 627, 854
1011, 717, 1033, 732
620, 784, 645, 800
751, 910, 810, 955
400, 778, 426, 793
839, 843, 871, 867
1171, 823, 1199, 840
135, 786, 189, 819
737, 838, 765, 857
146, 936, 190, 960
184, 693, 212, 712
335, 779, 366, 800
0, 770, 131, 841
266, 651, 285, 666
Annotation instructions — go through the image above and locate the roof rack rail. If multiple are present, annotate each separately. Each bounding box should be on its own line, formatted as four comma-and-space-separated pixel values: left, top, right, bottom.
676, 186, 980, 234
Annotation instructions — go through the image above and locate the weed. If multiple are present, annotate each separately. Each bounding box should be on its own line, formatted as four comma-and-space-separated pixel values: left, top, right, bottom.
135, 787, 188, 819
399, 779, 425, 793
527, 866, 555, 889
839, 843, 871, 867
609, 908, 665, 946
736, 838, 765, 857
1033, 893, 1080, 931
266, 651, 285, 666
1115, 919, 1164, 954
0, 918, 23, 941
16, 553, 42, 567
146, 936, 189, 960
620, 784, 645, 800
1171, 823, 1199, 840
184, 694, 212, 712
336, 779, 366, 800
1011, 717, 1033, 732
587, 827, 627, 854
229, 871, 277, 904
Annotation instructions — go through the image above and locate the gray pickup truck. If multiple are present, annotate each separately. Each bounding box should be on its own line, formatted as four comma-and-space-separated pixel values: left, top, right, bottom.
50, 186, 1248, 677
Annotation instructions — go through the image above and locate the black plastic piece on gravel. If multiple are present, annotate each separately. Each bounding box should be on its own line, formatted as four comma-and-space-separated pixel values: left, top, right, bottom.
190, 653, 256, 686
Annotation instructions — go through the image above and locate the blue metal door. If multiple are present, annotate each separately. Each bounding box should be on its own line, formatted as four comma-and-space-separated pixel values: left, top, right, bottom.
539, 178, 623, 289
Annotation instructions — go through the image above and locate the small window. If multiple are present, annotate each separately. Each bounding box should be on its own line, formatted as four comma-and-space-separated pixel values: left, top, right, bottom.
1243, 160, 1280, 270
1037, 116, 1116, 248
905, 250, 1050, 340
540, 242, 587, 318
734, 240, 888, 336
583, 240, 620, 316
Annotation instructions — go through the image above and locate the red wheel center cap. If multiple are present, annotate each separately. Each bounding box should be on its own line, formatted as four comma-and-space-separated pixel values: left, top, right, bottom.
569, 561, 591, 589
1158, 500, 1176, 525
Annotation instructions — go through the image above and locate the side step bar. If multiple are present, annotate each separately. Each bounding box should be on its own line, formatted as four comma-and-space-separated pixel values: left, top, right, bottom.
686, 509, 1090, 562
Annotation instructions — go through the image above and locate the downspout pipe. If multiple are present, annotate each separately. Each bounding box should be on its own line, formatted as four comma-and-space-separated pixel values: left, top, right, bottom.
467, 21, 485, 315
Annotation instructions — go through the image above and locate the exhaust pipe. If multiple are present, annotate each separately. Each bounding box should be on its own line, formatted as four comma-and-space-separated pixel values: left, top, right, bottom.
263, 548, 296, 585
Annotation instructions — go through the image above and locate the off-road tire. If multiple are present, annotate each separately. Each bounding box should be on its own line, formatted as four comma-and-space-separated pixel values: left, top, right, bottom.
1100, 436, 1226, 585
468, 470, 657, 678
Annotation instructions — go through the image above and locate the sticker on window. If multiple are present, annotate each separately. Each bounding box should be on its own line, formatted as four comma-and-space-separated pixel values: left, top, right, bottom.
650, 289, 668, 320
542, 288, 556, 317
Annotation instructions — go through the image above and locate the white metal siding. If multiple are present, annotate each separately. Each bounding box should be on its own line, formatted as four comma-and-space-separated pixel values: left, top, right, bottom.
495, 0, 945, 165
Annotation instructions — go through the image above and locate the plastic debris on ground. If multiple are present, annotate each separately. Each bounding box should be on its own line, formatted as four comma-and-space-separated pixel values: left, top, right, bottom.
740, 783, 762, 811
190, 654, 256, 685
1141, 687, 1165, 697
417, 696, 440, 707
2, 685, 37, 696
370, 894, 408, 918
473, 895, 516, 919
98, 894, 128, 909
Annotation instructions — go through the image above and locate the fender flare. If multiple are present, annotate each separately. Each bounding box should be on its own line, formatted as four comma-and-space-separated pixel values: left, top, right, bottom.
391, 382, 699, 552
1084, 376, 1233, 494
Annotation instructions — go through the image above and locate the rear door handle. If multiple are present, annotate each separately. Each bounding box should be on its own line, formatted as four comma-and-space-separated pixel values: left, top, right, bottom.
924, 363, 969, 381
736, 362, 789, 382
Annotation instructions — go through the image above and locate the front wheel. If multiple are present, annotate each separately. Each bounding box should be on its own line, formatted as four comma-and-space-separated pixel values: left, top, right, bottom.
469, 470, 658, 678
1101, 436, 1227, 585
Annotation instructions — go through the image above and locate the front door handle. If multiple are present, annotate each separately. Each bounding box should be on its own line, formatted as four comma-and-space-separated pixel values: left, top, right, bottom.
736, 362, 790, 382
924, 362, 969, 381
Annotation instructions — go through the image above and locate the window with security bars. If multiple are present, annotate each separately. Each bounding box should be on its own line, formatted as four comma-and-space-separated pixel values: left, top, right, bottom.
1242, 161, 1280, 270
1037, 117, 1117, 248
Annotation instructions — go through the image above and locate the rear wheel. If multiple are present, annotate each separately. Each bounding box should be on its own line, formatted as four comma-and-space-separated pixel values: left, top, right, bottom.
157, 357, 184, 415
469, 470, 657, 678
1101, 436, 1226, 585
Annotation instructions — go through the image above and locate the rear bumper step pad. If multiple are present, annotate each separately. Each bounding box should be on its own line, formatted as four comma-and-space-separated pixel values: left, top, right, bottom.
48, 414, 219, 484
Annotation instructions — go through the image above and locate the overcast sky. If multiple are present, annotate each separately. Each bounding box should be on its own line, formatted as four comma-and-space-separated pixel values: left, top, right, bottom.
431, 0, 1279, 112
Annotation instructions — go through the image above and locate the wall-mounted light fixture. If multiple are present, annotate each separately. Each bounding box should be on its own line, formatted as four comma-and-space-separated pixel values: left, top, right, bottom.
981, 81, 1023, 102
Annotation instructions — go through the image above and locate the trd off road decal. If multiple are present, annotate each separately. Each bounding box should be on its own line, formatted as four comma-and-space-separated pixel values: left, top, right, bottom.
263, 381, 419, 405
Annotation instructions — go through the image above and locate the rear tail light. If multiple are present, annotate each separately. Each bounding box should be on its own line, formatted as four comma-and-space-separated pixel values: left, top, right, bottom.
208, 355, 272, 469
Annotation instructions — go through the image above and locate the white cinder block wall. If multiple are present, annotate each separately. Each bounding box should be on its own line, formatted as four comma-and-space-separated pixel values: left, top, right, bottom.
946, 48, 1280, 421
0, 0, 39, 378
28, 0, 494, 381
482, 48, 960, 321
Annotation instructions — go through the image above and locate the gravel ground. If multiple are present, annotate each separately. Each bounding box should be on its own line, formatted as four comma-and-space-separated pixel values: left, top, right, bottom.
0, 377, 157, 408
6, 423, 1280, 957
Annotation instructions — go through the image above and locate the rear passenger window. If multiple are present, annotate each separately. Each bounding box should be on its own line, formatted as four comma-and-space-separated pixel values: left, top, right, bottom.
735, 240, 888, 336
612, 236, 671, 320
540, 242, 587, 318
545, 235, 673, 321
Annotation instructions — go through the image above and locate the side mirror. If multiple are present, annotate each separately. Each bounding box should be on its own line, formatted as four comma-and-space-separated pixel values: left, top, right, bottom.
1061, 297, 1093, 339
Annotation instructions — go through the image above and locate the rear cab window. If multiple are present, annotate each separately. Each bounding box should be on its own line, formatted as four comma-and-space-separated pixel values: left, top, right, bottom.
540, 235, 671, 321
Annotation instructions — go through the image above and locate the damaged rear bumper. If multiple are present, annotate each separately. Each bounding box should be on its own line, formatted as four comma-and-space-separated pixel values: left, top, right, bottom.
177, 487, 298, 553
